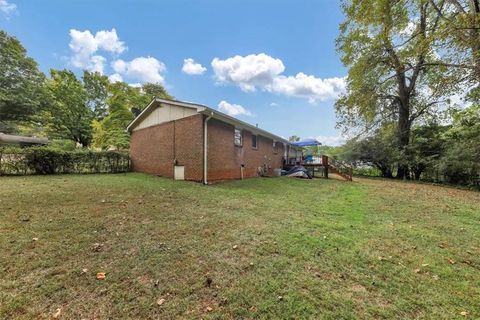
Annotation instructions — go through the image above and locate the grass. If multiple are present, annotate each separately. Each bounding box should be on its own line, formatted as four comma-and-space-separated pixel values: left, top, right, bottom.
0, 173, 479, 319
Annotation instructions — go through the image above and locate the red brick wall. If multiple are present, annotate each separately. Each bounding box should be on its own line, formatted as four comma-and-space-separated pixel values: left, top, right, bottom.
207, 118, 285, 181
130, 114, 204, 181
131, 114, 286, 182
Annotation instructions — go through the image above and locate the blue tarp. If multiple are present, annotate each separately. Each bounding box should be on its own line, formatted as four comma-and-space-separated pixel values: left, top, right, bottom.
291, 138, 322, 147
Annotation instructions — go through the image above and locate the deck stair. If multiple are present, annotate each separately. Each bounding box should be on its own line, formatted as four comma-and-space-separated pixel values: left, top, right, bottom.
328, 158, 353, 181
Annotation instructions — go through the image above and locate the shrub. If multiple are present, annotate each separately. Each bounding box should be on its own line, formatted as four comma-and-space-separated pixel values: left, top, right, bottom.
0, 147, 130, 175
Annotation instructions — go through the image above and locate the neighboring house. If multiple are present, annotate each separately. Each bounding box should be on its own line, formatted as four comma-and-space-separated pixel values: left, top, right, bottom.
127, 98, 302, 183
0, 133, 48, 147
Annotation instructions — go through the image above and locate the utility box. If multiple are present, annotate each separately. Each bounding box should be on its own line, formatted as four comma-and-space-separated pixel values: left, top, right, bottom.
174, 166, 185, 180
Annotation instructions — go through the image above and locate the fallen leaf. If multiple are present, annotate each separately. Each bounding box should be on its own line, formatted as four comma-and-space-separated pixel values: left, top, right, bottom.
378, 256, 387, 261
438, 242, 448, 248
460, 311, 468, 316
96, 272, 106, 280
432, 275, 439, 281
421, 264, 429, 267
277, 295, 283, 301
82, 268, 88, 273
52, 308, 61, 318
448, 259, 456, 265
32, 237, 39, 241
232, 245, 238, 249
414, 268, 421, 274
156, 298, 165, 306
206, 306, 213, 312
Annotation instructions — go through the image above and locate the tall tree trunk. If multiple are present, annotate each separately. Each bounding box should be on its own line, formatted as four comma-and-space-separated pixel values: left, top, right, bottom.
396, 96, 411, 179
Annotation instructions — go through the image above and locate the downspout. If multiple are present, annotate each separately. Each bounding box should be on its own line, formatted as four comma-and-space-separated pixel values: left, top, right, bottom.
203, 112, 213, 185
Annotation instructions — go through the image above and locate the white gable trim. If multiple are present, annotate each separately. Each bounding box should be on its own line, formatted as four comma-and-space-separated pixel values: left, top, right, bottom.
126, 98, 202, 132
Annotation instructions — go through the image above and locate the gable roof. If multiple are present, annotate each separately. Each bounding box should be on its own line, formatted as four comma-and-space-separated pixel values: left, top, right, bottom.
127, 98, 293, 145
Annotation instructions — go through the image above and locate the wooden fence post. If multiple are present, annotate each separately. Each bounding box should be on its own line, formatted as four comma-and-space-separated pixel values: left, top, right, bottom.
322, 155, 329, 179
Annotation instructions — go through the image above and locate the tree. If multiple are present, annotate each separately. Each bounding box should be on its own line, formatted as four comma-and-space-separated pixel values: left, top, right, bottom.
407, 124, 448, 179
440, 105, 480, 185
336, 0, 455, 179
345, 125, 398, 178
288, 135, 300, 142
430, 0, 480, 100
45, 69, 93, 147
92, 82, 148, 150
0, 31, 46, 132
142, 83, 173, 100
83, 71, 109, 120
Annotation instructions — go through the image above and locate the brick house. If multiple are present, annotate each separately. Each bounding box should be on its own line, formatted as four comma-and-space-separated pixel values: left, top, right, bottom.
127, 98, 302, 183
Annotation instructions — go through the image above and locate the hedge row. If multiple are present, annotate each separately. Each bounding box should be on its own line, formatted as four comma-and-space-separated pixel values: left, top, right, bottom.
0, 147, 130, 175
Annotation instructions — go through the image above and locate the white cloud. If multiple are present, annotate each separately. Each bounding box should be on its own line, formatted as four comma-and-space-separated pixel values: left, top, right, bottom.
111, 56, 166, 83
94, 29, 126, 54
270, 74, 347, 103
212, 53, 285, 92
182, 58, 206, 75
0, 0, 16, 16
111, 59, 127, 74
68, 28, 126, 74
316, 135, 346, 146
108, 73, 123, 83
218, 100, 252, 117
211, 53, 345, 102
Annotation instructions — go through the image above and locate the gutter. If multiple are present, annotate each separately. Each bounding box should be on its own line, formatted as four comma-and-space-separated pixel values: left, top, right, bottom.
203, 112, 213, 185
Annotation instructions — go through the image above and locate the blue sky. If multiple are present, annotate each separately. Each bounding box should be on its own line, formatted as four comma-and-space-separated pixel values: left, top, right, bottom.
0, 0, 347, 145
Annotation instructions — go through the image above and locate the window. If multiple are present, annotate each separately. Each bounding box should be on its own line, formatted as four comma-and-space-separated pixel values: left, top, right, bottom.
273, 141, 278, 154
234, 129, 243, 146
252, 134, 258, 149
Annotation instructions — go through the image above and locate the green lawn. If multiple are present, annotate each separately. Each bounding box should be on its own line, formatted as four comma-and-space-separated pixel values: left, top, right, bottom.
0, 174, 479, 319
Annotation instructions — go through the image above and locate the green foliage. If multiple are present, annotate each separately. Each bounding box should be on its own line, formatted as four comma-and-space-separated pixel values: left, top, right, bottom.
0, 31, 46, 132
83, 71, 109, 120
430, 0, 480, 100
92, 82, 149, 150
288, 135, 300, 142
344, 125, 399, 178
304, 145, 349, 160
44, 69, 94, 147
336, 0, 459, 178
438, 105, 480, 185
1, 30, 174, 151
407, 124, 448, 180
344, 105, 480, 186
47, 139, 78, 151
142, 82, 173, 100
0, 146, 130, 175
